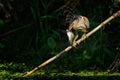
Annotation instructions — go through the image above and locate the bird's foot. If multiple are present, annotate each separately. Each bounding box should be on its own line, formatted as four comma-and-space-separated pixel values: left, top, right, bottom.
81, 34, 87, 40
72, 41, 78, 47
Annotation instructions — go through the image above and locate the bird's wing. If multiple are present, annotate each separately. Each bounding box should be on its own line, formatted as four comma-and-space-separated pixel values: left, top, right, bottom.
83, 17, 89, 28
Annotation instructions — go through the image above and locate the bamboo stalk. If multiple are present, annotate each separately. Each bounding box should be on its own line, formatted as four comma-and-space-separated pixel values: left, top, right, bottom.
23, 10, 120, 77
23, 46, 72, 77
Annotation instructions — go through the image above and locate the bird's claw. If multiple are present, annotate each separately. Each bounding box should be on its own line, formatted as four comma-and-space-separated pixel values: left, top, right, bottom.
72, 41, 78, 48
81, 34, 87, 39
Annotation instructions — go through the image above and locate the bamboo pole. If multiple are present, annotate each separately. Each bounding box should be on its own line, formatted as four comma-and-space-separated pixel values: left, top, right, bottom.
23, 10, 120, 77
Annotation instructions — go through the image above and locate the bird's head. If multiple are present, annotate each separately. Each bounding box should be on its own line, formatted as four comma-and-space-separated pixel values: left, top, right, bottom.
69, 15, 78, 24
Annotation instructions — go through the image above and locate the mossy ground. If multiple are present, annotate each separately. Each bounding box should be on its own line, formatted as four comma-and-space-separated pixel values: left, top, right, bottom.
0, 62, 120, 80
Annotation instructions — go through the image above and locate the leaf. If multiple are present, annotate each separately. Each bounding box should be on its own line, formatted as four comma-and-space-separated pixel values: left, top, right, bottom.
51, 51, 57, 55
82, 50, 91, 60
96, 57, 101, 63
52, 30, 60, 38
0, 19, 4, 26
41, 15, 56, 19
0, 43, 5, 48
47, 37, 56, 49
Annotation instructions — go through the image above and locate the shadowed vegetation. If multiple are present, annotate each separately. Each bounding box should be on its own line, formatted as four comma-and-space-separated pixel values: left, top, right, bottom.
0, 0, 120, 79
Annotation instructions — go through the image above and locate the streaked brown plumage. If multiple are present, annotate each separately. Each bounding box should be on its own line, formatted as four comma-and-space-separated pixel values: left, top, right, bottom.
68, 15, 89, 32
67, 15, 89, 46
64, 0, 89, 46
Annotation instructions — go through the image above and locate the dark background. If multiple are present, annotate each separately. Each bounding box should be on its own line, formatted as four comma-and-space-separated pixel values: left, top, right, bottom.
0, 0, 120, 72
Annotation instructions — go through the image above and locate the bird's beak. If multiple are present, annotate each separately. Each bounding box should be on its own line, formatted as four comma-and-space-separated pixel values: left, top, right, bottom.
68, 23, 74, 30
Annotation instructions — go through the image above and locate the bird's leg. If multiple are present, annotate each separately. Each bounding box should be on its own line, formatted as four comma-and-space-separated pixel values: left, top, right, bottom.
72, 30, 79, 47
81, 28, 88, 40
81, 32, 87, 41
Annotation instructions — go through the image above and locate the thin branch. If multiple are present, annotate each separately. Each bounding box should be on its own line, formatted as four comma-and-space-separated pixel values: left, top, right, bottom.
0, 23, 33, 38
23, 10, 120, 77
47, 0, 56, 8
109, 47, 120, 72
0, 3, 9, 16
54, 1, 70, 12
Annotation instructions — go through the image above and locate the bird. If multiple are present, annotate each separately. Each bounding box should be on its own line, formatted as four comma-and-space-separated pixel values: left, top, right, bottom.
66, 15, 90, 47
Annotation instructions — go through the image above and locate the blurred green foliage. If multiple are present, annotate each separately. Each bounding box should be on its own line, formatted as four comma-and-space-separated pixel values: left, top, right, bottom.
0, 62, 120, 79
0, 0, 119, 75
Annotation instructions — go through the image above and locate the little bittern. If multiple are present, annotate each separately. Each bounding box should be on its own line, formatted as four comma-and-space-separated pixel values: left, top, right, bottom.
66, 15, 89, 47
